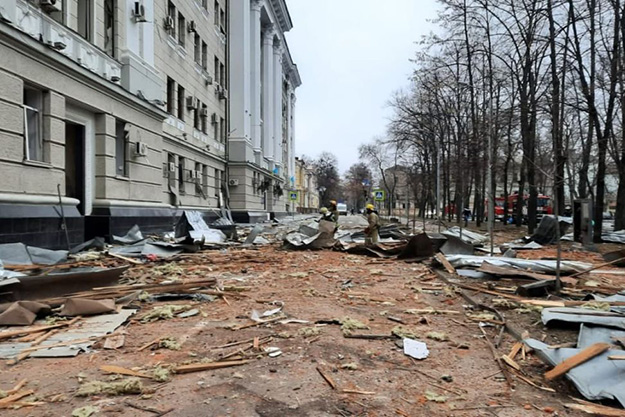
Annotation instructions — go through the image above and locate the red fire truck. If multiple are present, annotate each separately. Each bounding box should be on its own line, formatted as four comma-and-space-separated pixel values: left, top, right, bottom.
486, 193, 553, 222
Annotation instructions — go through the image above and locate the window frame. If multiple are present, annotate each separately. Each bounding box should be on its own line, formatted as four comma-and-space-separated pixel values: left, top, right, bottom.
177, 84, 185, 121
115, 119, 128, 177
23, 87, 43, 162
177, 12, 186, 48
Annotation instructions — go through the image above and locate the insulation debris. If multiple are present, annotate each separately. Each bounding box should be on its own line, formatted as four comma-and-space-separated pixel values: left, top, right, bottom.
340, 317, 370, 335
76, 378, 143, 397
140, 305, 192, 323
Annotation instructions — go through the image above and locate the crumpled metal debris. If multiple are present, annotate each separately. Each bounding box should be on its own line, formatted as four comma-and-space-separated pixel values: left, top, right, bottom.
525, 338, 625, 407
542, 307, 625, 330
442, 227, 488, 246
445, 255, 592, 274
0, 243, 67, 265
112, 225, 144, 245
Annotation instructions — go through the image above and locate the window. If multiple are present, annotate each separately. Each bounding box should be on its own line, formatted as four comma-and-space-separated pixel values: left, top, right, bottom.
220, 8, 225, 32
167, 153, 176, 187
178, 12, 186, 47
167, 2, 176, 37
213, 116, 219, 142
194, 100, 201, 130
23, 87, 43, 162
201, 41, 208, 70
214, 56, 219, 85
220, 117, 225, 143
47, 0, 65, 24
167, 77, 175, 114
177, 84, 185, 121
77, 0, 93, 41
194, 162, 201, 196
214, 168, 220, 199
115, 120, 127, 177
220, 62, 225, 87
214, 1, 219, 25
104, 0, 116, 57
194, 34, 201, 64
202, 164, 209, 197
201, 104, 208, 133
178, 157, 185, 193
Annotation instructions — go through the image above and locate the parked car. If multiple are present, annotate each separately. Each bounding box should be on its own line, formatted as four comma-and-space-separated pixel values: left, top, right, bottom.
337, 203, 348, 215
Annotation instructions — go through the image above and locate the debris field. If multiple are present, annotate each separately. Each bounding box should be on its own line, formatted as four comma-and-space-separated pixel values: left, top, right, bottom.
0, 216, 625, 416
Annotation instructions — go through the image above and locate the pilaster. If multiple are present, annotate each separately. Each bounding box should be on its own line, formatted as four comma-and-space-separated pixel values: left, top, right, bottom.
250, 0, 263, 164
262, 27, 275, 169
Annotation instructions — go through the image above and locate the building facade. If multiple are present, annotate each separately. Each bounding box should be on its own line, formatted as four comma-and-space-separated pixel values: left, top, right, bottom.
294, 157, 319, 214
0, 0, 300, 248
228, 0, 300, 222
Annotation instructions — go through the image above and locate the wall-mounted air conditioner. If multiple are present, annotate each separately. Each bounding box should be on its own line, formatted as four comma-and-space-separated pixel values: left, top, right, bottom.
134, 142, 148, 157
40, 0, 62, 13
228, 179, 239, 187
133, 2, 147, 22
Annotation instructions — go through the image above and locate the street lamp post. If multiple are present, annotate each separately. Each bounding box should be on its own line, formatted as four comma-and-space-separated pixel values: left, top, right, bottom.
318, 186, 326, 208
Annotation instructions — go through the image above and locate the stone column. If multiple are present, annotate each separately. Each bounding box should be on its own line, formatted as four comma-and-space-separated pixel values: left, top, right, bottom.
250, 0, 263, 164
229, 0, 252, 162
262, 27, 275, 169
272, 43, 283, 171
288, 90, 296, 187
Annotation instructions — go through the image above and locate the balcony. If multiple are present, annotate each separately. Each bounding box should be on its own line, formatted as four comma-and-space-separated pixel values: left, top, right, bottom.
11, 0, 121, 83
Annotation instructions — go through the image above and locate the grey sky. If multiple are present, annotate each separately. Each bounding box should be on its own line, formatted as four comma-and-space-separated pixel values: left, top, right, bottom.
285, 0, 440, 174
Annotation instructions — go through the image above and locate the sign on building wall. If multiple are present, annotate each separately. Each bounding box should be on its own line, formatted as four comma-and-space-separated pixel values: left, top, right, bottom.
373, 190, 385, 202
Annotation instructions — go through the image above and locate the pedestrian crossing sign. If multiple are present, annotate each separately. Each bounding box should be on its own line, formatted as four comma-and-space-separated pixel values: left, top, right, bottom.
373, 190, 385, 201
289, 191, 298, 201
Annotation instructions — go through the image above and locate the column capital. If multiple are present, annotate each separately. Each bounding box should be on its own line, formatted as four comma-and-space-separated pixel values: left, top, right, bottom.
273, 42, 284, 57
251, 0, 263, 12
263, 25, 276, 43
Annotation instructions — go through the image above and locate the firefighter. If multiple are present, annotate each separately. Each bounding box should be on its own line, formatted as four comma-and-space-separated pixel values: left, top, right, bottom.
364, 203, 380, 246
328, 200, 339, 225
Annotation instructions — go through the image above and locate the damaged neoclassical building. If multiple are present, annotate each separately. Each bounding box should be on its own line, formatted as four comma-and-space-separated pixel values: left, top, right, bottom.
0, 0, 300, 248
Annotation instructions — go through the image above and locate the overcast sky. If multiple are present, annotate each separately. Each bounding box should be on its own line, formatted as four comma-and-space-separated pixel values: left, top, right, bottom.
285, 0, 440, 175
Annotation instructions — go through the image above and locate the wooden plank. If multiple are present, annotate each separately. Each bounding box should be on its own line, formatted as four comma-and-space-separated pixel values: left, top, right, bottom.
544, 343, 611, 381
569, 256, 625, 278
501, 354, 521, 371
174, 359, 251, 374
435, 253, 456, 274
0, 390, 35, 408
100, 365, 151, 379
0, 318, 79, 341
608, 355, 625, 360
507, 342, 523, 360
107, 252, 143, 265
564, 400, 625, 416
316, 366, 337, 390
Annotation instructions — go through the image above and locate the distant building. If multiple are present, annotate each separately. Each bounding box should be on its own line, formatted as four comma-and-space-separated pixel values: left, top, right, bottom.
294, 157, 319, 213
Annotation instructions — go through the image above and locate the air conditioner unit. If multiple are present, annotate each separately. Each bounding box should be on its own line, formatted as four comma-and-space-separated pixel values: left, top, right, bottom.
132, 2, 147, 22
40, 0, 62, 13
210, 113, 218, 124
186, 170, 196, 180
187, 20, 197, 33
186, 96, 198, 110
202, 72, 213, 86
134, 141, 148, 156
168, 162, 176, 172
218, 88, 228, 100
199, 107, 209, 118
164, 15, 175, 31
228, 179, 239, 187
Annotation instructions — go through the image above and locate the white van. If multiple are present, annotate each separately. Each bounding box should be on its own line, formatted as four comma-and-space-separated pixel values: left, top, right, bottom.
337, 203, 348, 215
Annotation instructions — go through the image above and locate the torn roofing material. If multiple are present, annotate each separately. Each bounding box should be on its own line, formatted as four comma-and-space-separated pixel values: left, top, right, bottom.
112, 225, 144, 245
442, 227, 488, 246
0, 266, 129, 302
542, 307, 625, 330
525, 338, 625, 407
577, 324, 625, 349
0, 243, 68, 265
445, 255, 592, 274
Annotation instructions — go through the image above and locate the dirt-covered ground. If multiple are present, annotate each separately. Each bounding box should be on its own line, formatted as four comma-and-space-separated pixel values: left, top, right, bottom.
1, 233, 602, 416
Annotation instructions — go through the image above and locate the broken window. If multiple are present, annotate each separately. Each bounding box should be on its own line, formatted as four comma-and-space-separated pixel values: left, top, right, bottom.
194, 162, 201, 196
194, 33, 201, 64
115, 120, 127, 177
213, 115, 219, 142
178, 12, 186, 48
104, 0, 116, 57
214, 56, 220, 85
220, 116, 225, 143
194, 100, 201, 130
202, 41, 208, 70
177, 84, 185, 121
202, 164, 209, 197
214, 1, 219, 26
201, 104, 208, 134
178, 156, 185, 194
77, 0, 93, 41
220, 62, 225, 88
167, 77, 175, 114
23, 87, 43, 162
